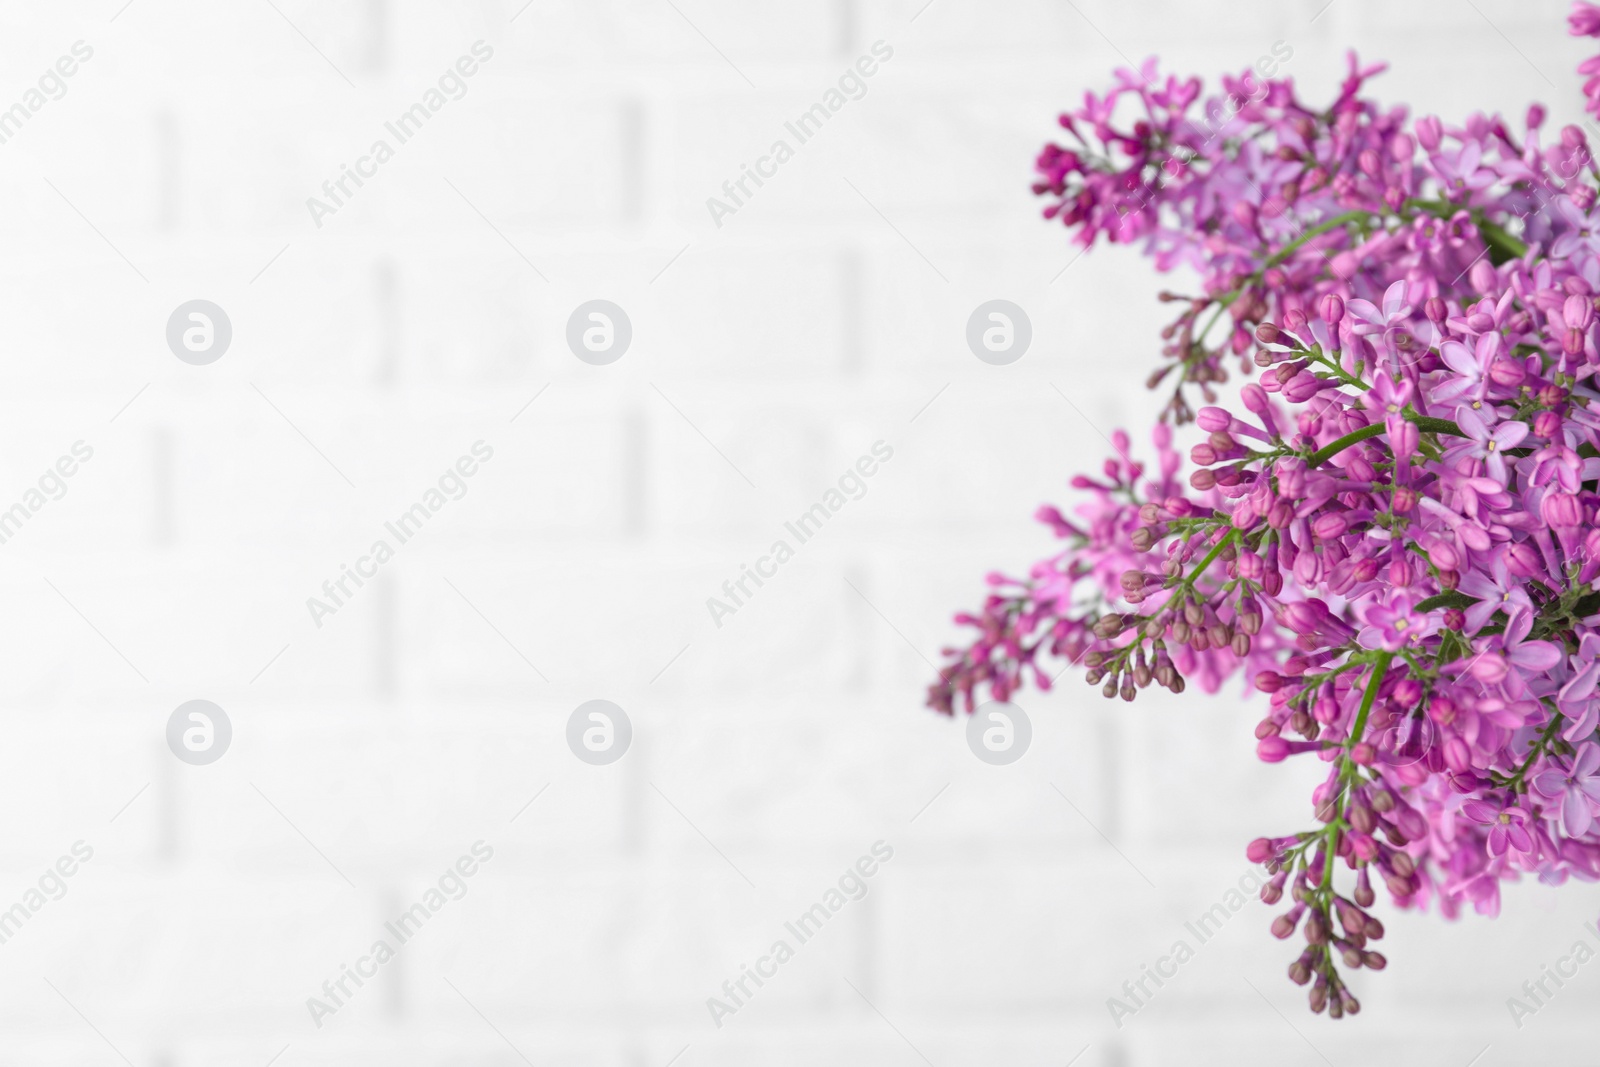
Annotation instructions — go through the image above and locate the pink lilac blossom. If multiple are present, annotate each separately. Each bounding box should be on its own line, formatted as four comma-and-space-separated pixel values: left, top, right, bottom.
931, 7, 1600, 1017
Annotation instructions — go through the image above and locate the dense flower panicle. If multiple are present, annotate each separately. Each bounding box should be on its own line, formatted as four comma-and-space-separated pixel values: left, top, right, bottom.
934, 5, 1600, 1017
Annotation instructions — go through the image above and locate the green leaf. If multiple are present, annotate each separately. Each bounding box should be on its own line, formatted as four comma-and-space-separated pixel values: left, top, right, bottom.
1414, 590, 1479, 613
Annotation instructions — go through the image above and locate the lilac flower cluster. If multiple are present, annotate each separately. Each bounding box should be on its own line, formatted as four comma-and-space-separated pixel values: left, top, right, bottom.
932, 8, 1600, 1016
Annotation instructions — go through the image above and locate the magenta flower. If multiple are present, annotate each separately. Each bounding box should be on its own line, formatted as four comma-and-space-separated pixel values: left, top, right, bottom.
1456, 554, 1532, 633
1358, 593, 1439, 651
1434, 140, 1499, 203
1497, 611, 1563, 672
1557, 636, 1600, 742
1572, 2, 1600, 38
1433, 334, 1496, 405
1446, 405, 1529, 484
947, 19, 1600, 1019
1460, 798, 1535, 857
1346, 280, 1415, 359
1532, 745, 1600, 836
1360, 373, 1418, 458
1548, 196, 1600, 259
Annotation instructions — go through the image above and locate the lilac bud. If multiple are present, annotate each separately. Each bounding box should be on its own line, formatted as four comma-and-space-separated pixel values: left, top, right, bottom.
1257, 737, 1290, 763
1470, 259, 1498, 294
1354, 868, 1375, 907
1533, 410, 1563, 439
1416, 116, 1443, 151
1312, 513, 1348, 539
1309, 981, 1329, 1014
1566, 292, 1595, 330
1283, 602, 1322, 633
1424, 296, 1447, 324
1093, 613, 1128, 639
1347, 830, 1379, 861
1319, 293, 1345, 325
1488, 357, 1525, 388
1388, 809, 1427, 844
1427, 540, 1460, 571
1384, 872, 1416, 898
1543, 491, 1584, 528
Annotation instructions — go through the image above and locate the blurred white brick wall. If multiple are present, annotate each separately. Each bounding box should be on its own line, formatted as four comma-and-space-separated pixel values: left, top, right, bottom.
0, 1, 1595, 1064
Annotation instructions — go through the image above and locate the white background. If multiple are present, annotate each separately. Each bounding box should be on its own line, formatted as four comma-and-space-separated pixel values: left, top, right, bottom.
0, 0, 1596, 1063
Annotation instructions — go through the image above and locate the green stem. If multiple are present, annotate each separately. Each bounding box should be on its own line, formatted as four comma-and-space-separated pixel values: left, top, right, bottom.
1196, 210, 1373, 344
1317, 651, 1392, 891
1510, 711, 1567, 789
1267, 211, 1375, 269
1306, 414, 1465, 467
1178, 527, 1239, 592
1306, 349, 1370, 392
1349, 651, 1393, 747
1405, 198, 1529, 260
